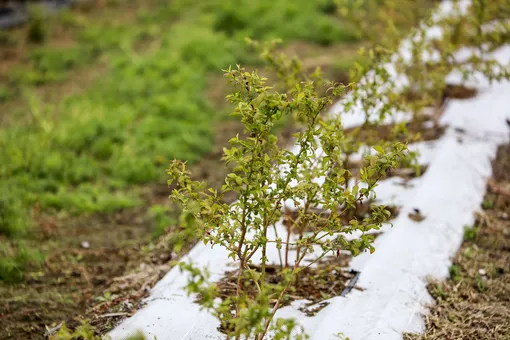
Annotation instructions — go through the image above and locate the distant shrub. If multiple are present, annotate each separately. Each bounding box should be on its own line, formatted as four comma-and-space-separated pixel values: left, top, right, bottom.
27, 5, 48, 44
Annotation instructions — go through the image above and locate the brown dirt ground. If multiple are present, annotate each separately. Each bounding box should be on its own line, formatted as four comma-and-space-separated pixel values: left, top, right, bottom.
404, 143, 510, 340
0, 208, 151, 339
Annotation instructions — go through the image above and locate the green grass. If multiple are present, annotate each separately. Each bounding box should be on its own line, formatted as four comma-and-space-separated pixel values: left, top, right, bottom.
463, 225, 478, 242
0, 0, 364, 282
0, 242, 44, 283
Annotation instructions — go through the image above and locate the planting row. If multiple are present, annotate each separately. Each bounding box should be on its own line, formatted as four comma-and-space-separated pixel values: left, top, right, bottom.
107, 1, 510, 339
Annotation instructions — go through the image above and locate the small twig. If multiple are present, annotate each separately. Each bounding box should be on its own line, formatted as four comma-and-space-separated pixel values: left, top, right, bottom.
328, 281, 339, 296
96, 312, 128, 319
44, 322, 63, 337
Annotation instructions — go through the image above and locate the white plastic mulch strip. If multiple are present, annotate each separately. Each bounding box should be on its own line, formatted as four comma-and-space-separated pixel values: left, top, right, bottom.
109, 10, 510, 340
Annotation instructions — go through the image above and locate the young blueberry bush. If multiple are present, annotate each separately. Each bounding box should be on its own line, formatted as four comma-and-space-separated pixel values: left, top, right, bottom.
167, 44, 410, 338
167, 0, 510, 339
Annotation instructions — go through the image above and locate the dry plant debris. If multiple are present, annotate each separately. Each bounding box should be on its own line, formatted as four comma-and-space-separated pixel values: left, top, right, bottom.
213, 253, 356, 324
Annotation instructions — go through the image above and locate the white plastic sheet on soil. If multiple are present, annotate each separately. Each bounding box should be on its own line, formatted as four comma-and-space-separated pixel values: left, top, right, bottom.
108, 2, 510, 340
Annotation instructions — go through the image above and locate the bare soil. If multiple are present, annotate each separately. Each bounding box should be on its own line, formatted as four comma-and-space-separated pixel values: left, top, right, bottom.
0, 208, 151, 339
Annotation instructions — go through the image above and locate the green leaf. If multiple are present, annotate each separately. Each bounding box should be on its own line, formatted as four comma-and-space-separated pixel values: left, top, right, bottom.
352, 184, 359, 196
374, 145, 384, 154
235, 176, 243, 186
